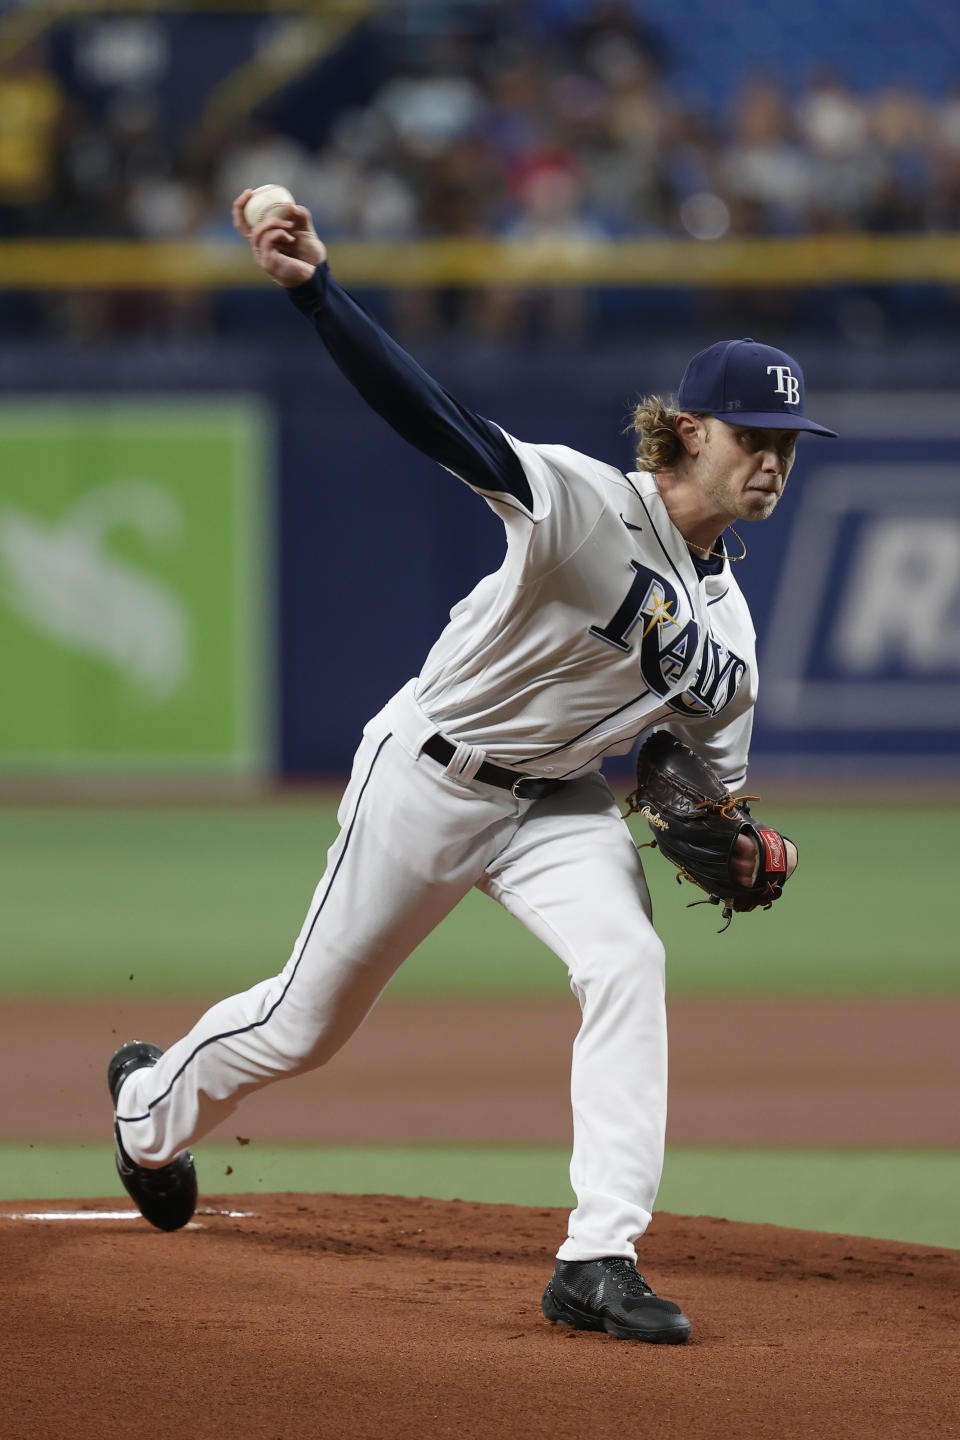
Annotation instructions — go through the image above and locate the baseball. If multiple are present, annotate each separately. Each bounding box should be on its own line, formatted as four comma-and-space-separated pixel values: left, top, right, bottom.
243, 184, 295, 228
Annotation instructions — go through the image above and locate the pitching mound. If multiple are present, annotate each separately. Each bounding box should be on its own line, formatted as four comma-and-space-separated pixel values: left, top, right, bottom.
3, 1194, 957, 1439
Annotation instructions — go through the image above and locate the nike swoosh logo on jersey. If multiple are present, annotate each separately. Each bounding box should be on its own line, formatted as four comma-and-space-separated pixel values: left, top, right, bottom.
620, 515, 643, 532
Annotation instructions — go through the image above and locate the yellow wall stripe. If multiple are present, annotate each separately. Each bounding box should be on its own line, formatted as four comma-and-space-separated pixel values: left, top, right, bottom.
2, 234, 959, 290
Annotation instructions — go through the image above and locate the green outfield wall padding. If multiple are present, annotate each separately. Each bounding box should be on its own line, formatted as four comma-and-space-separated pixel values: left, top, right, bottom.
0, 402, 270, 773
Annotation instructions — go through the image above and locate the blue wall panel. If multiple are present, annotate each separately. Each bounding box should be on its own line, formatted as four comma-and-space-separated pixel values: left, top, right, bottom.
4, 334, 958, 777
276, 363, 639, 773
279, 371, 960, 777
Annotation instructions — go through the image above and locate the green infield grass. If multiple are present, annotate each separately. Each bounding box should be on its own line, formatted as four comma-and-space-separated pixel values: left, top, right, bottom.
1, 1141, 958, 1250
0, 801, 956, 998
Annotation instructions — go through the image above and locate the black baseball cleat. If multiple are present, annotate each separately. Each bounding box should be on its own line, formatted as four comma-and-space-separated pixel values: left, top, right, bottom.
108, 1040, 197, 1233
542, 1257, 692, 1344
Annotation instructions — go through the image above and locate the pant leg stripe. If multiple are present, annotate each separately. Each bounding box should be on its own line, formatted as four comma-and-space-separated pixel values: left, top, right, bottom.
117, 732, 393, 1125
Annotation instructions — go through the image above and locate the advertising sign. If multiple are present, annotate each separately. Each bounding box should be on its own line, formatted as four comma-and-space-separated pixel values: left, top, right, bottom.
750, 394, 960, 762
0, 400, 270, 772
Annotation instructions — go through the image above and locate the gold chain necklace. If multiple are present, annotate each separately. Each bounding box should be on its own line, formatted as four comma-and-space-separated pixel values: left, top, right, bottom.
686, 526, 747, 563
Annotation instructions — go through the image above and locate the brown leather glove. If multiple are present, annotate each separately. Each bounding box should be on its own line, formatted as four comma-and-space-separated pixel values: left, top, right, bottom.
626, 731, 795, 932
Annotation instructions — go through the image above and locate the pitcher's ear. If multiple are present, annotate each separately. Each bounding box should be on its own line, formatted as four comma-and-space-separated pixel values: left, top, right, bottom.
675, 412, 707, 456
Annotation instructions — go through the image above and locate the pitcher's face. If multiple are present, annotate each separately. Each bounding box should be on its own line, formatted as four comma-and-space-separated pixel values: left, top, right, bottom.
695, 419, 797, 523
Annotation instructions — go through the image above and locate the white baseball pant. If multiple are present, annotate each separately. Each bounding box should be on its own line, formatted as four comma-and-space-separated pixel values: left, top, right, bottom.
115, 696, 668, 1260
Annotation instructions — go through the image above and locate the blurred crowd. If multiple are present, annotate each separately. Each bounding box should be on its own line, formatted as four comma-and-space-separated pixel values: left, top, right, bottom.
3, 2, 960, 250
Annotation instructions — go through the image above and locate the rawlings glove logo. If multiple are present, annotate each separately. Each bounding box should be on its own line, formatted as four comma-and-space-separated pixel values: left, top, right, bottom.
640, 804, 669, 830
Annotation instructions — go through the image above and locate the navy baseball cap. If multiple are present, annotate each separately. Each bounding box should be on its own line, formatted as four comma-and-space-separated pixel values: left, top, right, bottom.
678, 338, 837, 437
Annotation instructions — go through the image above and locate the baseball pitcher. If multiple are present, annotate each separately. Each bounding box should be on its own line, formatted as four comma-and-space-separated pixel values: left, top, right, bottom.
107, 194, 834, 1344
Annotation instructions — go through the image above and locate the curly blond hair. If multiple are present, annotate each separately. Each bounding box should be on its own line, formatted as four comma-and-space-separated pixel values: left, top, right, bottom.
629, 396, 709, 472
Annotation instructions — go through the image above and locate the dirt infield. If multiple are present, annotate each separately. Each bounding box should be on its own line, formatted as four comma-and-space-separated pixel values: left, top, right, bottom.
4, 997, 959, 1437
4, 995, 959, 1147
3, 1193, 958, 1440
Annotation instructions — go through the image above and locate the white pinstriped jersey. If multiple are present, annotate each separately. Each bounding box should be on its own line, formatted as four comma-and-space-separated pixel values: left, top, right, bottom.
409, 432, 757, 789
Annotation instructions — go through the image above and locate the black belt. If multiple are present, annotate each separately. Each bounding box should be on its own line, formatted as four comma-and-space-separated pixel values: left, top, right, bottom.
421, 734, 566, 802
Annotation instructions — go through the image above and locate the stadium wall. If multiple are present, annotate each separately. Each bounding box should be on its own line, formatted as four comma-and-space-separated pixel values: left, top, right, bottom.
0, 331, 958, 778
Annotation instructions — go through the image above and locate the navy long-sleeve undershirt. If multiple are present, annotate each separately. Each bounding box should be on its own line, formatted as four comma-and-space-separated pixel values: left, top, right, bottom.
288, 264, 532, 510
289, 265, 727, 578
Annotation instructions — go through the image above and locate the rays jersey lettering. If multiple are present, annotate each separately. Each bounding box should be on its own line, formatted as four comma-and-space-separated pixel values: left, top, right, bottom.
669, 636, 748, 718
590, 561, 747, 716
590, 561, 697, 697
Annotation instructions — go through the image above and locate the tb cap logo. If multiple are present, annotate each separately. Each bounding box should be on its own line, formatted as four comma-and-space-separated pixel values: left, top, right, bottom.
766, 365, 800, 406
676, 339, 837, 435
